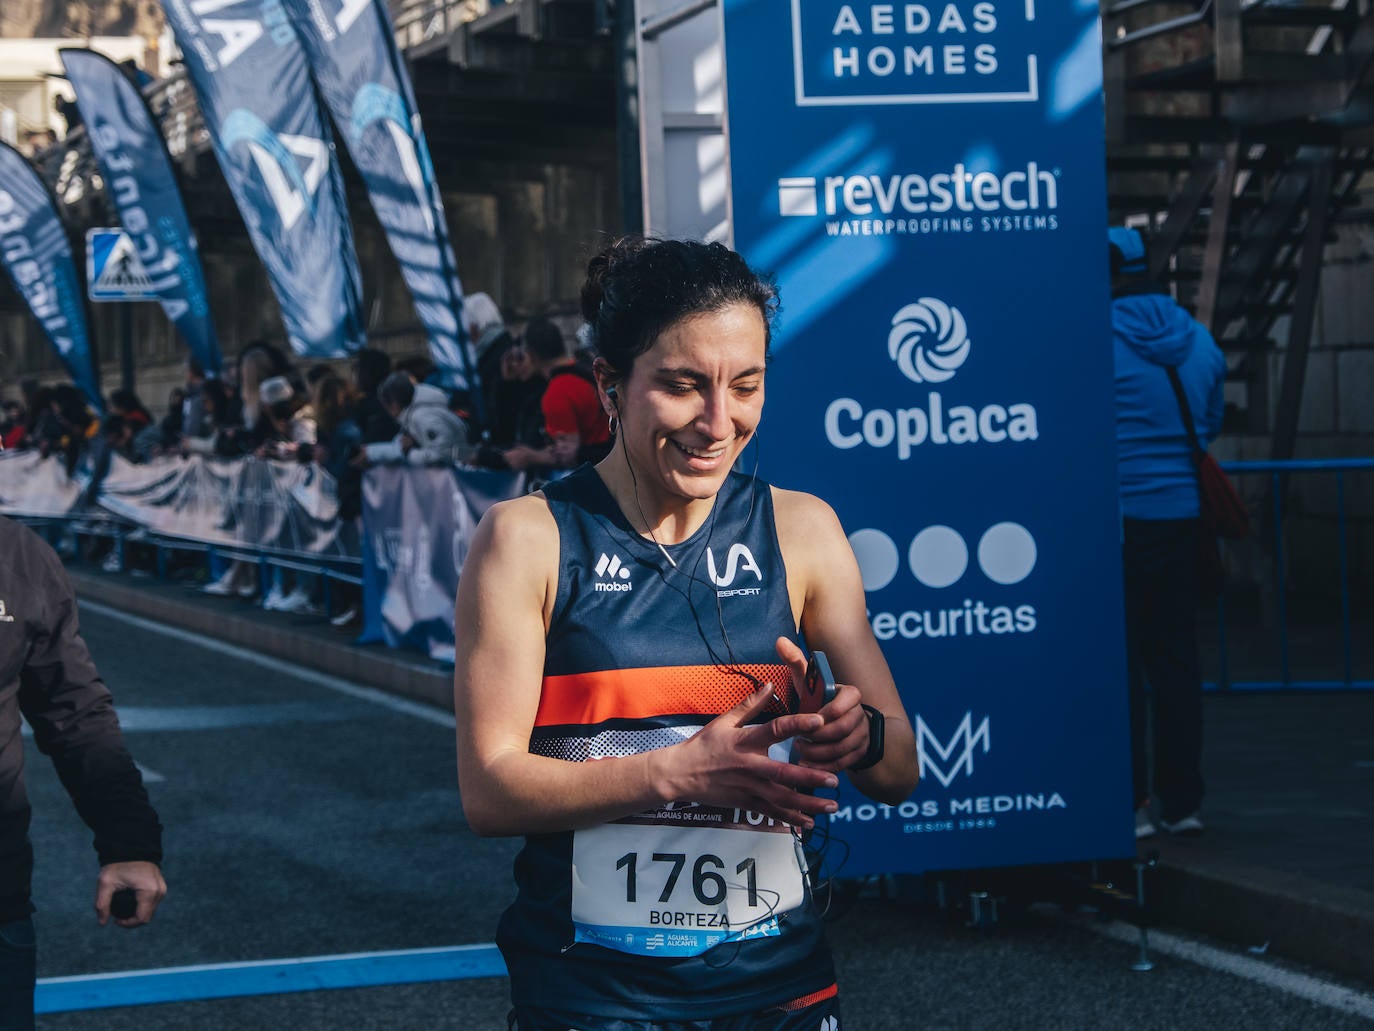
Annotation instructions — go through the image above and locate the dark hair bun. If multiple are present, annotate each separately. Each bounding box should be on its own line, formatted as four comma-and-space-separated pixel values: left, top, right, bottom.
579, 236, 776, 375
580, 236, 652, 326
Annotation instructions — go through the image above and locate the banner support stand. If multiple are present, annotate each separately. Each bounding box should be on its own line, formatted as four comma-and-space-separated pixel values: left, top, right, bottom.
120, 302, 135, 394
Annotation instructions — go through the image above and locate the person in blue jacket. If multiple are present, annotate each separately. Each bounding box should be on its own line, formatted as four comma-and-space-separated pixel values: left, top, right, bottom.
1110, 226, 1225, 840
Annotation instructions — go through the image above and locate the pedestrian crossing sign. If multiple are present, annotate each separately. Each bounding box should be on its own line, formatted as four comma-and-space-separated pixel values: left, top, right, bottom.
87, 228, 158, 301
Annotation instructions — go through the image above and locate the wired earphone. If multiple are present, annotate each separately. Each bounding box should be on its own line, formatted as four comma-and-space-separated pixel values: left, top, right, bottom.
598, 371, 848, 938
601, 379, 774, 696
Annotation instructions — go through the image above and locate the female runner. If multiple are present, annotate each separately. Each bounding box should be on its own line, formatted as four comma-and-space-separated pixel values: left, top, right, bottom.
454, 237, 918, 1030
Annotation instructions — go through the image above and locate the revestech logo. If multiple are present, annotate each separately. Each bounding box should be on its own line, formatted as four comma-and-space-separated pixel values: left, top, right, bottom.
776, 162, 1060, 238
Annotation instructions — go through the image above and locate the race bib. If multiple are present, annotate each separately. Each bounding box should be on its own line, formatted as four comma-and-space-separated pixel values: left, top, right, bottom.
571, 807, 807, 957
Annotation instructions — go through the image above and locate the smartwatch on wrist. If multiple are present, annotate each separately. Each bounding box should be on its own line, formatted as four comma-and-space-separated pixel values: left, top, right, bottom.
850, 704, 886, 771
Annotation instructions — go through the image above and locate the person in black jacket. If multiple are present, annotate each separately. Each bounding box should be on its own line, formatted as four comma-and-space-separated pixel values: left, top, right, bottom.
0, 515, 166, 1030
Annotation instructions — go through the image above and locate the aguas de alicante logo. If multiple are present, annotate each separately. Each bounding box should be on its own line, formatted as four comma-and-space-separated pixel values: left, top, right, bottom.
823, 297, 1039, 459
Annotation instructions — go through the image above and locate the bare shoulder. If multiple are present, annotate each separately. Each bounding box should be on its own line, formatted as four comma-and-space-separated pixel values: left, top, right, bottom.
770, 485, 866, 625
770, 485, 855, 588
470, 492, 559, 572
482, 491, 556, 535
770, 485, 846, 544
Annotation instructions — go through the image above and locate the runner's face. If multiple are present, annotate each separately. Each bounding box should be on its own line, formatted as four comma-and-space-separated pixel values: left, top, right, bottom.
617, 303, 767, 507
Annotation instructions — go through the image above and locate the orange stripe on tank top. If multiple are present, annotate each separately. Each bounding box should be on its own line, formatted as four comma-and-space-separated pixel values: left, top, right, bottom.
535, 663, 796, 727
777, 982, 839, 1012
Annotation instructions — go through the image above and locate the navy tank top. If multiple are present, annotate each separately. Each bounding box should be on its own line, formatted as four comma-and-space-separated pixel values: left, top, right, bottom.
495, 466, 835, 1020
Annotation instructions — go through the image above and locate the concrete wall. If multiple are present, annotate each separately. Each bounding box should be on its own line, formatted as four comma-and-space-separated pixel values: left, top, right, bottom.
0, 163, 611, 419
1208, 208, 1374, 602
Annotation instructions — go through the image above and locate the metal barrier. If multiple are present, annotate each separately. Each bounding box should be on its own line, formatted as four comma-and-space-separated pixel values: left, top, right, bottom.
22, 514, 363, 621
1211, 457, 1374, 691
15, 457, 1370, 685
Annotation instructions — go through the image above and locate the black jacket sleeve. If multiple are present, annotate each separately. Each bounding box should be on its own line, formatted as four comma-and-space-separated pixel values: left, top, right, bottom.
17, 543, 163, 868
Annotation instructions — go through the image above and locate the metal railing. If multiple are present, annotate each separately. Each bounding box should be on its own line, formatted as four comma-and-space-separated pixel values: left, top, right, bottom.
15, 457, 1370, 684
21, 514, 363, 621
31, 69, 208, 219
1209, 457, 1374, 691
389, 0, 509, 51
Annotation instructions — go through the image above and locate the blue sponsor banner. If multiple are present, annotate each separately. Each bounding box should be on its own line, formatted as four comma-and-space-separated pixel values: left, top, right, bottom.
160, 0, 365, 358
0, 142, 103, 411
723, 0, 1131, 873
62, 49, 223, 375
284, 0, 476, 392
359, 464, 525, 660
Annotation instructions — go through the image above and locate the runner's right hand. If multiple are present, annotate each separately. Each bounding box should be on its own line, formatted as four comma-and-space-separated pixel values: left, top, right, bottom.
650, 686, 839, 829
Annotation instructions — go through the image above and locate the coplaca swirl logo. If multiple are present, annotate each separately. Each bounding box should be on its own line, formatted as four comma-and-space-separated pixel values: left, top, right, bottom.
888, 298, 971, 384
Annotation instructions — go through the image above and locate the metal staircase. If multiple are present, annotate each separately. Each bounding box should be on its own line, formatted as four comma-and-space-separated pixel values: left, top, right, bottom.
1104, 0, 1374, 455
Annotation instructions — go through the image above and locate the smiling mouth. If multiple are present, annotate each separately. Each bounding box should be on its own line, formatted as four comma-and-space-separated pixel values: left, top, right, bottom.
670, 439, 729, 461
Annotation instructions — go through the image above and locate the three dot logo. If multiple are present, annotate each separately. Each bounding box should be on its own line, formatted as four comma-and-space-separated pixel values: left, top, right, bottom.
848, 522, 1037, 592
888, 298, 971, 384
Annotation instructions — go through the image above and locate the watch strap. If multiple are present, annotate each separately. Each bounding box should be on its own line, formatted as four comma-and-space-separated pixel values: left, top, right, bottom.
850, 704, 886, 771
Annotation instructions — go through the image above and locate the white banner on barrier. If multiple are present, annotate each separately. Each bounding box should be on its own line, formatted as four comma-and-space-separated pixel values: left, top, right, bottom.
0, 452, 349, 556
0, 451, 84, 517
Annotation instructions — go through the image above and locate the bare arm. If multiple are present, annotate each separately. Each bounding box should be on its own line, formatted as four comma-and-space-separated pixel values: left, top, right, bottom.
453, 497, 840, 838
774, 488, 920, 805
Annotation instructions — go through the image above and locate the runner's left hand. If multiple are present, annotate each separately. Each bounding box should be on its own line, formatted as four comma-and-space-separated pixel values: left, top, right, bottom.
776, 637, 869, 772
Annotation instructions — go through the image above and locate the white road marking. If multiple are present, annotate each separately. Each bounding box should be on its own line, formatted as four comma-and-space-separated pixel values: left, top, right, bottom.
117, 704, 358, 732
1087, 919, 1374, 1020
78, 600, 456, 730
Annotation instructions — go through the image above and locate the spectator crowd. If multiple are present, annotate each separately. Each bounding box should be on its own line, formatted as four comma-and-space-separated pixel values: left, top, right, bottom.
0, 293, 611, 625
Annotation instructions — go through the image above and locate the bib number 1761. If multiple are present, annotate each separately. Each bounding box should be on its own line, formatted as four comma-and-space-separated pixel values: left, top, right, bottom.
615, 851, 759, 907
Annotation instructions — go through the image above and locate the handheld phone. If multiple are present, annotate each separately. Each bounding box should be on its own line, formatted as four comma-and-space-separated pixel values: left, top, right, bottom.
799, 650, 838, 714
110, 888, 137, 920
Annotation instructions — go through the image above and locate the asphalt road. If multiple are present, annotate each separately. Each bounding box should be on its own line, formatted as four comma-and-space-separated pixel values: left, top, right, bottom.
21, 603, 1374, 1029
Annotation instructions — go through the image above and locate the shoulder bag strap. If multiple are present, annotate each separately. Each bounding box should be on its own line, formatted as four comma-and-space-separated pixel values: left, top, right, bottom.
1164, 364, 1205, 460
